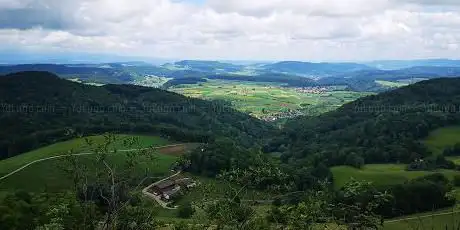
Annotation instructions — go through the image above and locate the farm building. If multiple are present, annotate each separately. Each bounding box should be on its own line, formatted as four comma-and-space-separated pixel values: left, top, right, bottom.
150, 177, 196, 201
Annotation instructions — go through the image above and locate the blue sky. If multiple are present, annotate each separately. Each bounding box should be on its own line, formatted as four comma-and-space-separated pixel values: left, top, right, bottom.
0, 0, 459, 62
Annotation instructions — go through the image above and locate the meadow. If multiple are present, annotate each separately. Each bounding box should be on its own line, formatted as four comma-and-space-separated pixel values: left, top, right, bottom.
170, 79, 373, 119
331, 164, 459, 189
0, 134, 176, 192
423, 126, 460, 155
384, 207, 460, 230
375, 80, 409, 88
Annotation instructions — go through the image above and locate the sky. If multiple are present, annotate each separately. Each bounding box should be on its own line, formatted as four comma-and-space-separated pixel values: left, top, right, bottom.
0, 0, 459, 61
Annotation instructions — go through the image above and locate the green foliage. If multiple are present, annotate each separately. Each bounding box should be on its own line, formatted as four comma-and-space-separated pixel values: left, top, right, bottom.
0, 191, 99, 230
273, 78, 460, 166
454, 175, 460, 186
0, 71, 274, 160
177, 202, 195, 219
333, 180, 392, 229
443, 143, 460, 157
382, 173, 455, 218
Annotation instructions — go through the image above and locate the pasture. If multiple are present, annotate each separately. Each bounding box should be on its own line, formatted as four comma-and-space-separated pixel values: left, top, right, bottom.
0, 135, 182, 192
384, 208, 460, 230
375, 80, 409, 88
423, 126, 460, 155
331, 164, 459, 189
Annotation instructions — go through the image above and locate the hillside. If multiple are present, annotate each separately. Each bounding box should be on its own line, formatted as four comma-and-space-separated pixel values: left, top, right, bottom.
269, 77, 460, 166
263, 61, 375, 76
0, 71, 274, 160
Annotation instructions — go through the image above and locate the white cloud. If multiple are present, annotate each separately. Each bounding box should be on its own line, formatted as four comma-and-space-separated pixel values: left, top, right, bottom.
0, 0, 459, 60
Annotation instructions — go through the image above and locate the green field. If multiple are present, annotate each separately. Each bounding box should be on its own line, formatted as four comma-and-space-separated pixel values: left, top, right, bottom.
331, 164, 459, 189
375, 80, 409, 88
170, 80, 373, 119
0, 134, 175, 192
384, 208, 460, 230
423, 126, 460, 155
0, 134, 172, 178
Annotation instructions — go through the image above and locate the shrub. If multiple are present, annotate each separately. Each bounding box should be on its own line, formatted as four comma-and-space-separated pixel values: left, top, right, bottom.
177, 202, 195, 219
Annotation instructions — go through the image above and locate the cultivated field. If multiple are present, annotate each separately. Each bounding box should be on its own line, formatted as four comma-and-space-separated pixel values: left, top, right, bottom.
170, 79, 372, 119
375, 80, 409, 88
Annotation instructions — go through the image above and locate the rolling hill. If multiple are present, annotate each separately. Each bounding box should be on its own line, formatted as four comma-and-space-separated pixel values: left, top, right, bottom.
268, 77, 460, 166
0, 71, 274, 160
262, 61, 375, 77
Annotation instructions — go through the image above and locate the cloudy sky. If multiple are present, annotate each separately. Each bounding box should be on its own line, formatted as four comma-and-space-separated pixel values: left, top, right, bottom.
0, 0, 459, 61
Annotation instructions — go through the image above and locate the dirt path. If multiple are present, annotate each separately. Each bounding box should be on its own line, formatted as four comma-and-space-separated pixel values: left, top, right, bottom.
385, 210, 460, 223
0, 144, 186, 182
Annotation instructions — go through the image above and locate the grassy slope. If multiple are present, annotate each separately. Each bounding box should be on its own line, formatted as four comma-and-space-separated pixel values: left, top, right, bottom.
423, 126, 460, 155
381, 126, 460, 229
384, 211, 460, 230
0, 134, 172, 178
331, 164, 459, 189
0, 135, 174, 192
332, 126, 460, 229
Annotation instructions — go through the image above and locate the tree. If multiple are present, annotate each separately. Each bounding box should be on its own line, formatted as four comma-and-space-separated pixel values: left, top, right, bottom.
177, 202, 195, 219
454, 175, 460, 187
61, 133, 162, 229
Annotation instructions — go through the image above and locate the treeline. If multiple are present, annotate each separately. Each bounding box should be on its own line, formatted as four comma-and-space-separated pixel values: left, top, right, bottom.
0, 71, 274, 160
443, 143, 460, 156
177, 138, 333, 193
377, 173, 455, 218
268, 78, 460, 166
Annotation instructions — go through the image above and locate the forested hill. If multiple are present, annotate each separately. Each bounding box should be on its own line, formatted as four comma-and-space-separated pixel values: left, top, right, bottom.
268, 77, 460, 166
0, 71, 274, 160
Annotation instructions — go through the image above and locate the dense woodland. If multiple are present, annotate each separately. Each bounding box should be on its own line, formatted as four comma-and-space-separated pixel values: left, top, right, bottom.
0, 71, 274, 160
268, 78, 460, 167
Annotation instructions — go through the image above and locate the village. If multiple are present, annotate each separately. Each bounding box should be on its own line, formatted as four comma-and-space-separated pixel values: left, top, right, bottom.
292, 86, 332, 94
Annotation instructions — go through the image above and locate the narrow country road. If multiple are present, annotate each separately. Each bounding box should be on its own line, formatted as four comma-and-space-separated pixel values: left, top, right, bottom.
0, 144, 185, 182
385, 210, 460, 223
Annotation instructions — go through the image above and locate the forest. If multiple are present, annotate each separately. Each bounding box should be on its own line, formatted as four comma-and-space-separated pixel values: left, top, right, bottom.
268, 78, 460, 167
0, 71, 274, 160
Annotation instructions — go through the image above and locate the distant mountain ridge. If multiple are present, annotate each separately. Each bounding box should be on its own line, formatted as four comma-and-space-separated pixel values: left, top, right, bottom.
262, 61, 376, 77
365, 59, 460, 70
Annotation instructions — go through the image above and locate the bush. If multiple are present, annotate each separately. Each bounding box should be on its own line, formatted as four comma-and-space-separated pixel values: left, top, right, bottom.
454, 175, 460, 186
177, 202, 195, 219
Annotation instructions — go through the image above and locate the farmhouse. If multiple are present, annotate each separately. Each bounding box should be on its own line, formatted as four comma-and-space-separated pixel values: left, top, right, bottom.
150, 177, 196, 201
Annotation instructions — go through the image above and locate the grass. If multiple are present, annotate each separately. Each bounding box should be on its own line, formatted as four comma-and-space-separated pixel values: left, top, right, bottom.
375, 80, 409, 88
423, 126, 460, 155
384, 208, 460, 230
0, 134, 172, 178
331, 164, 459, 189
170, 79, 373, 119
0, 134, 176, 193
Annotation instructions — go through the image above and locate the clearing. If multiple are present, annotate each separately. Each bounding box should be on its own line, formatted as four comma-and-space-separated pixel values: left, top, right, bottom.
423, 126, 460, 155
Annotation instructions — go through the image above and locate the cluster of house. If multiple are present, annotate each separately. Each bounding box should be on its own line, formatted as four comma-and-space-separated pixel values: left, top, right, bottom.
293, 86, 330, 94
150, 177, 197, 201
260, 109, 305, 122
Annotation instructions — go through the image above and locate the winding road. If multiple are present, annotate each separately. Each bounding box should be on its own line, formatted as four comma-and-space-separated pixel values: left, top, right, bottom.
0, 144, 185, 182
